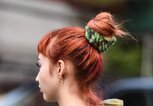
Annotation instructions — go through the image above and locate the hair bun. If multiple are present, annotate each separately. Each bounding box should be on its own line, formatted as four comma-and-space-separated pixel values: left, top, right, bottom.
87, 12, 127, 37
85, 12, 128, 53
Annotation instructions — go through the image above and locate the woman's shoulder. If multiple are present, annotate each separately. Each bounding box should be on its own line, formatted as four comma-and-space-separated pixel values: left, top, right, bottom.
97, 99, 124, 106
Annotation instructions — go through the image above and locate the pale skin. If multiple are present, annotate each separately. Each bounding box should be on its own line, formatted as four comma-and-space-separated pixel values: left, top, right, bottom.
35, 54, 87, 106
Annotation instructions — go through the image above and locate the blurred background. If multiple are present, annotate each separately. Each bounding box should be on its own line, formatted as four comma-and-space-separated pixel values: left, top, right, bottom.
0, 0, 152, 106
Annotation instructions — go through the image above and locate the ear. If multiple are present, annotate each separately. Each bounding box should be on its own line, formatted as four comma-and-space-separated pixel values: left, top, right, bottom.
57, 60, 65, 78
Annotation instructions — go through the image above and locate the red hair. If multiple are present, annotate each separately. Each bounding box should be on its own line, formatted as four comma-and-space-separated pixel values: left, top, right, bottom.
37, 12, 127, 106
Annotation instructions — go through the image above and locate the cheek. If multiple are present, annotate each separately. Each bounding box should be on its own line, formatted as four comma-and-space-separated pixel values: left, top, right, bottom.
38, 67, 50, 86
38, 66, 59, 101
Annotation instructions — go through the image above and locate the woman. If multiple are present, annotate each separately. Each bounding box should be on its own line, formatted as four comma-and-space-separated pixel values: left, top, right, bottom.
35, 12, 126, 106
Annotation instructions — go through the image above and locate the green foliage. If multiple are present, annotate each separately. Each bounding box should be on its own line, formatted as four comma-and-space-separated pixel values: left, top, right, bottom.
104, 39, 141, 77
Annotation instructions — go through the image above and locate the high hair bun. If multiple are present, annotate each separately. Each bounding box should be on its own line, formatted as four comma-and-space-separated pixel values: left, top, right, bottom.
87, 12, 127, 37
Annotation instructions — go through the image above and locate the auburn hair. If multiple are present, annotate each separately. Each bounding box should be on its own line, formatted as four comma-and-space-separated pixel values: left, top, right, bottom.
37, 12, 127, 106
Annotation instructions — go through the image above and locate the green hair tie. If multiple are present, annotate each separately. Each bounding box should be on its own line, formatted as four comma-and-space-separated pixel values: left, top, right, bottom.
85, 26, 116, 53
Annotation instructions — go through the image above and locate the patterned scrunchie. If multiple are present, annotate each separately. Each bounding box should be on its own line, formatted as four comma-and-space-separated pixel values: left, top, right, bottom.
85, 26, 116, 53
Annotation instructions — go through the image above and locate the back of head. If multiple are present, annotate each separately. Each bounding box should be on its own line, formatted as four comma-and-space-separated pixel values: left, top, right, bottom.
37, 12, 128, 106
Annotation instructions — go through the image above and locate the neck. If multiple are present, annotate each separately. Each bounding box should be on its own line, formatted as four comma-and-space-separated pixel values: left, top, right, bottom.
57, 82, 87, 106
